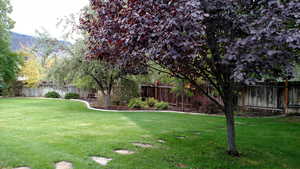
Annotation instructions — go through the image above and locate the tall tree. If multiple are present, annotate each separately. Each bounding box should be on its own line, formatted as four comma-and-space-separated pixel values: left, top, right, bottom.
19, 50, 42, 87
81, 0, 300, 156
32, 30, 65, 67
0, 0, 14, 41
0, 0, 21, 94
49, 39, 124, 108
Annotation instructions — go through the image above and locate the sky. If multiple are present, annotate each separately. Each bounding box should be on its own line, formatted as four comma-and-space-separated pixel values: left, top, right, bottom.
10, 0, 89, 40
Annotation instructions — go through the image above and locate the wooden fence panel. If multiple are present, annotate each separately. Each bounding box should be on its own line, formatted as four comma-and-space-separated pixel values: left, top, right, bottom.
142, 82, 300, 112
21, 85, 92, 98
240, 85, 282, 109
289, 85, 300, 107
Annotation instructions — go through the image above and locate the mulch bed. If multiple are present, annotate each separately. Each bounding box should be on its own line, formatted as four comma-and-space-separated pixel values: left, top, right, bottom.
83, 98, 199, 112
83, 98, 290, 117
91, 105, 198, 112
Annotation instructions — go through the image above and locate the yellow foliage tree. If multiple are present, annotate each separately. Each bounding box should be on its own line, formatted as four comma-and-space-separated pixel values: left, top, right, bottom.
19, 51, 42, 87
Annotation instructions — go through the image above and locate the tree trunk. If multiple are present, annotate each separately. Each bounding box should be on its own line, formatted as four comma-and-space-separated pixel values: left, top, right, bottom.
224, 95, 240, 156
103, 94, 111, 108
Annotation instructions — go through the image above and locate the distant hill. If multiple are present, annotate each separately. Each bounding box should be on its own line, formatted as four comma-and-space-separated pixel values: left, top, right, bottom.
10, 32, 71, 52
10, 32, 37, 51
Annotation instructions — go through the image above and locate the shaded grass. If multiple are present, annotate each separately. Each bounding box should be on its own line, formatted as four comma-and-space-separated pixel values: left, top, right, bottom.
0, 98, 299, 169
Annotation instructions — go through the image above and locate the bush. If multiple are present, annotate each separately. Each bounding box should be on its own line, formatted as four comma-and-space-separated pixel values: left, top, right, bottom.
113, 79, 140, 105
64, 93, 80, 99
205, 103, 223, 114
146, 97, 158, 107
155, 101, 169, 110
112, 99, 121, 106
45, 91, 60, 98
128, 98, 147, 109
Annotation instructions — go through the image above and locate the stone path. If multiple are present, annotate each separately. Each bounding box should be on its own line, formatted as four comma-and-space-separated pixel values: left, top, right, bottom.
55, 161, 73, 169
91, 156, 112, 166
6, 119, 198, 169
176, 136, 186, 139
6, 135, 192, 168
158, 139, 166, 143
114, 149, 135, 155
132, 142, 153, 148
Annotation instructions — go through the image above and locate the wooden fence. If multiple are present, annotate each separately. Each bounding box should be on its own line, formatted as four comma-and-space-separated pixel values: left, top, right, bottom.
141, 84, 214, 112
141, 82, 300, 113
238, 82, 300, 113
20, 84, 93, 98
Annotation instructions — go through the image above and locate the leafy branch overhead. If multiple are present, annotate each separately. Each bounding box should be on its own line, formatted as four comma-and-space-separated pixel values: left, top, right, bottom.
81, 0, 300, 83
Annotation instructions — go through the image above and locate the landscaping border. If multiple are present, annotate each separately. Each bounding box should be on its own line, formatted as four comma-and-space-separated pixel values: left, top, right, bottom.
72, 99, 208, 115
71, 99, 285, 118
3, 97, 285, 118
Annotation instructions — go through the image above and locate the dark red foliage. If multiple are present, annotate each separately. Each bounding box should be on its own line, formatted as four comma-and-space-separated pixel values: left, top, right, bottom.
80, 0, 300, 91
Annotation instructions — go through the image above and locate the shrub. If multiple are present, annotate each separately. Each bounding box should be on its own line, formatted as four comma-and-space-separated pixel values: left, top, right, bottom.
205, 103, 223, 114
155, 101, 169, 110
45, 91, 60, 98
128, 98, 147, 109
146, 97, 158, 107
112, 99, 121, 106
64, 93, 80, 99
113, 79, 140, 105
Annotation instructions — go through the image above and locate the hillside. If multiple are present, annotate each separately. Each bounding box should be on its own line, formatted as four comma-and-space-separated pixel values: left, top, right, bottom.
10, 32, 37, 51
10, 32, 70, 52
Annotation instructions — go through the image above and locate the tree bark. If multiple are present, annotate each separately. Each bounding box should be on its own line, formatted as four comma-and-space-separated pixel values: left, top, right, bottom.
224, 94, 240, 156
103, 94, 111, 108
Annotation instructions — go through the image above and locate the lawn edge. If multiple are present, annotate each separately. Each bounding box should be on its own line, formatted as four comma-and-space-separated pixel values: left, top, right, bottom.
2, 97, 286, 118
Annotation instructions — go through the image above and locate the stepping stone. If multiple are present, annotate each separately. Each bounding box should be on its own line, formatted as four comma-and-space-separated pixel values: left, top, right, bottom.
55, 161, 73, 169
176, 136, 186, 139
114, 149, 135, 155
132, 142, 153, 148
176, 163, 188, 168
141, 135, 151, 138
158, 139, 166, 143
91, 156, 112, 166
78, 123, 92, 126
13, 167, 31, 169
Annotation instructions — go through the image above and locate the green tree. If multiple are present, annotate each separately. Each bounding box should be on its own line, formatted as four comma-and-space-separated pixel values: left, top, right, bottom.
32, 30, 62, 67
0, 0, 14, 41
0, 0, 21, 95
49, 39, 124, 108
18, 50, 42, 87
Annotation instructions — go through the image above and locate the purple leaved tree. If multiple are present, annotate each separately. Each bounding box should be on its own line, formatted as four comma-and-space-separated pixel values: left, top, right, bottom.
80, 0, 300, 156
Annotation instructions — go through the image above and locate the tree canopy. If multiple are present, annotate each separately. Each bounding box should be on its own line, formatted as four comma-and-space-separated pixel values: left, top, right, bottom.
48, 38, 125, 107
19, 50, 42, 87
0, 0, 21, 94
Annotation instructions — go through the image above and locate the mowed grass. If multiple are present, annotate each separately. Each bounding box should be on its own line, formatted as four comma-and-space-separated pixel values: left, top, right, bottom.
0, 98, 299, 169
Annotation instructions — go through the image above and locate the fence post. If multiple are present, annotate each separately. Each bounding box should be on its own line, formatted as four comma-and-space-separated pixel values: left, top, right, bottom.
284, 80, 289, 114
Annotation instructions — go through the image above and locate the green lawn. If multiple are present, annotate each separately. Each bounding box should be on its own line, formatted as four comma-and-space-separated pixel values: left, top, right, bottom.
0, 98, 299, 169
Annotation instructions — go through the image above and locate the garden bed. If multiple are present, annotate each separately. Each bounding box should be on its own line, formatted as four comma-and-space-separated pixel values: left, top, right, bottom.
84, 98, 288, 117
90, 104, 199, 112
84, 98, 200, 112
